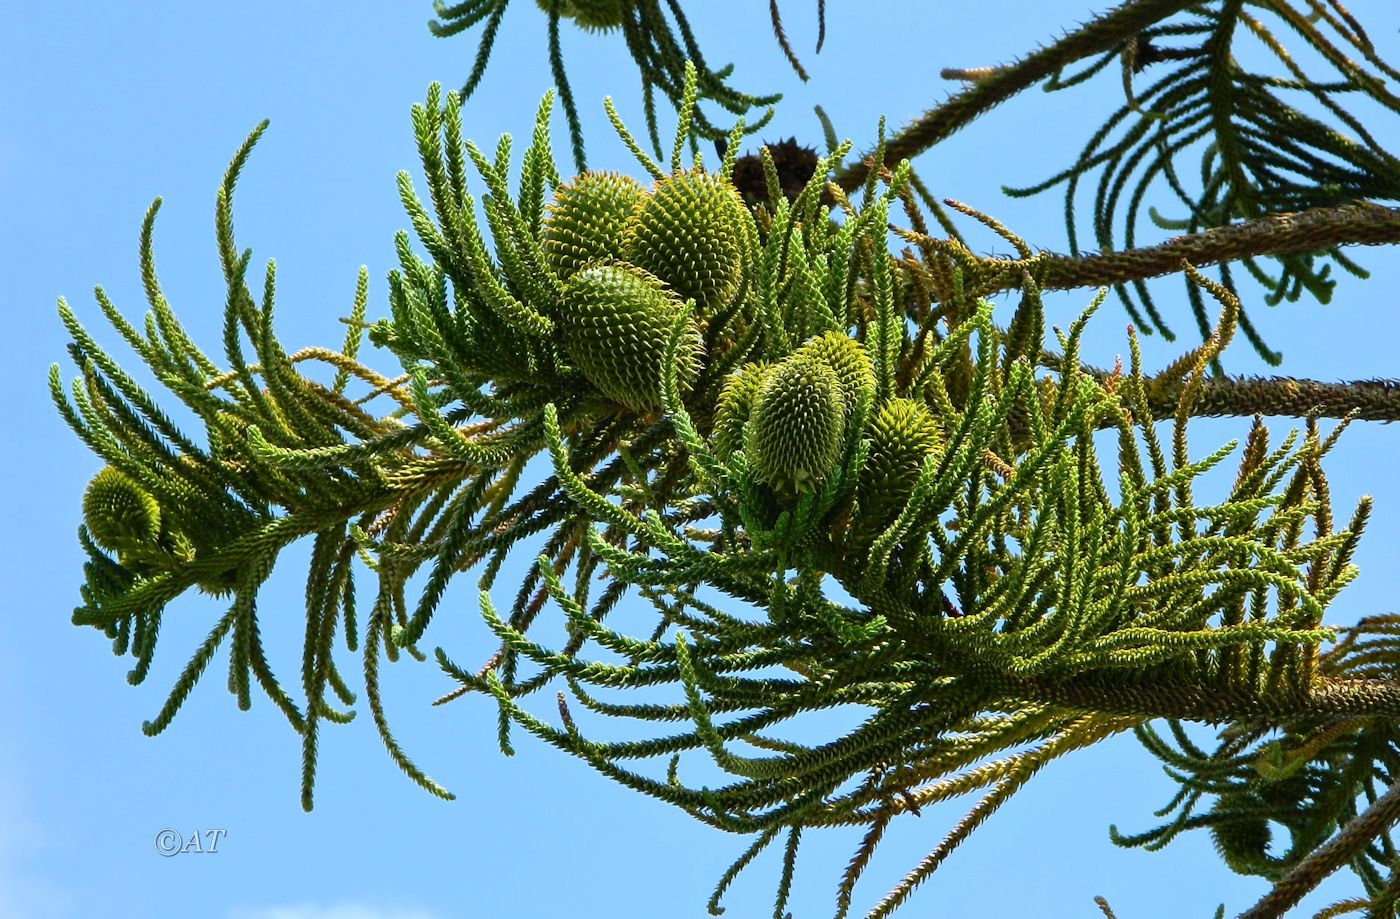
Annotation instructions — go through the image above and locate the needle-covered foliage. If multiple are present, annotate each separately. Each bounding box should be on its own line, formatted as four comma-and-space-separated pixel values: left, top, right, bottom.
49, 4, 1400, 916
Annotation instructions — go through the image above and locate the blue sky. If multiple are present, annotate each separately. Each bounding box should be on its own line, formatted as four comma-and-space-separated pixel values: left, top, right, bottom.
5, 2, 1400, 917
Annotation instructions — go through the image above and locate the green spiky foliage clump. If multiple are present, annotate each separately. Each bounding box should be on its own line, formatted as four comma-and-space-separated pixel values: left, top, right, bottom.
744, 350, 846, 493
49, 25, 1400, 917
428, 0, 808, 171
623, 168, 748, 317
542, 171, 645, 279
1001, 1, 1400, 365
1112, 610, 1400, 908
559, 262, 702, 409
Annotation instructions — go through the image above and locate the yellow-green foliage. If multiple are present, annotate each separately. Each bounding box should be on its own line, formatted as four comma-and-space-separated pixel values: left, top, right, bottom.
82, 466, 161, 554
854, 397, 942, 539
745, 352, 845, 492
796, 331, 874, 420
543, 171, 644, 280
711, 361, 769, 458
559, 262, 702, 410
533, 0, 629, 31
623, 169, 746, 317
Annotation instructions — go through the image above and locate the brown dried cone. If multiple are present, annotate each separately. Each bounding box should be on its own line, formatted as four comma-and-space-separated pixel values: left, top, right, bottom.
744, 352, 846, 493
623, 169, 747, 318
558, 262, 703, 411
729, 137, 820, 208
543, 171, 645, 280
850, 397, 943, 544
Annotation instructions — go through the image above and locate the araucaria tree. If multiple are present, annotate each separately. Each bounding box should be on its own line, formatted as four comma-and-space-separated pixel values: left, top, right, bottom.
51, 2, 1400, 916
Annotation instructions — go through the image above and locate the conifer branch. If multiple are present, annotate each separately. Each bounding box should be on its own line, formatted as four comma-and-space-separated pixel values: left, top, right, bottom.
1239, 777, 1400, 919
833, 0, 1200, 192
1011, 673, 1400, 723
51, 21, 1400, 913
957, 203, 1400, 294
1142, 377, 1400, 423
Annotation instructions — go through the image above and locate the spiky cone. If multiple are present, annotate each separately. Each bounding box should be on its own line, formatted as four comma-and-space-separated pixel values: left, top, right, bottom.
712, 362, 770, 459
623, 169, 747, 318
796, 332, 874, 422
82, 467, 162, 556
559, 262, 703, 411
534, 0, 630, 31
1208, 799, 1275, 876
745, 352, 845, 493
851, 397, 943, 544
729, 138, 820, 208
543, 171, 645, 280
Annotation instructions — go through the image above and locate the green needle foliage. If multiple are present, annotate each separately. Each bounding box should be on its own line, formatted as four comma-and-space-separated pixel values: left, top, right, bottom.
1004, 0, 1400, 364
50, 4, 1400, 916
428, 0, 817, 169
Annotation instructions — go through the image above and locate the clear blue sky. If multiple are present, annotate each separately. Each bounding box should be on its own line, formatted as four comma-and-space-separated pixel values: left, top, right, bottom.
4, 3, 1400, 917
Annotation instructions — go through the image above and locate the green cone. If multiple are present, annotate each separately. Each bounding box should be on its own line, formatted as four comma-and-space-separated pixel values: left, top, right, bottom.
853, 397, 943, 540
543, 171, 645, 280
796, 332, 874, 420
745, 352, 845, 492
559, 262, 702, 410
623, 169, 746, 317
534, 0, 629, 31
712, 362, 770, 459
82, 466, 161, 554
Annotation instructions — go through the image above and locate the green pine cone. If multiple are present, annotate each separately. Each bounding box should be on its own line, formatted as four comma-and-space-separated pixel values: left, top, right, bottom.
533, 0, 630, 31
559, 262, 702, 411
745, 353, 845, 492
1209, 804, 1274, 876
623, 169, 747, 317
543, 171, 645, 280
82, 466, 161, 554
712, 362, 770, 459
854, 397, 943, 540
796, 332, 875, 420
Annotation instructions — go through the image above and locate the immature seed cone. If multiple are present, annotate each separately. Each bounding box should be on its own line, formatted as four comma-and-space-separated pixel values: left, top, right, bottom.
712, 362, 770, 459
623, 169, 747, 317
796, 332, 874, 420
854, 397, 943, 540
559, 263, 702, 411
82, 467, 161, 554
543, 171, 645, 280
534, 0, 630, 31
745, 353, 845, 492
1209, 804, 1274, 875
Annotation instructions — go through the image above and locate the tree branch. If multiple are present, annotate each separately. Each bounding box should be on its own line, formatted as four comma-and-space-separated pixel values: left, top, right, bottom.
1141, 376, 1400, 423
1024, 203, 1400, 292
834, 0, 1200, 192
1237, 777, 1400, 919
1015, 674, 1400, 722
912, 202, 1400, 297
